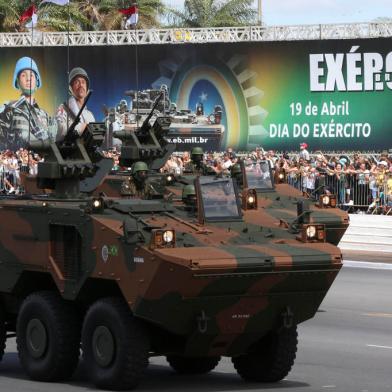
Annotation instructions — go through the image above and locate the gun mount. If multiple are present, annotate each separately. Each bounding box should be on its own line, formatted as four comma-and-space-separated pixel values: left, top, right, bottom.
114, 92, 174, 171
29, 93, 112, 198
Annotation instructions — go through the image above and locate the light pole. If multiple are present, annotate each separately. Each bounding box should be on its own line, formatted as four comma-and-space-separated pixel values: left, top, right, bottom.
258, 0, 262, 25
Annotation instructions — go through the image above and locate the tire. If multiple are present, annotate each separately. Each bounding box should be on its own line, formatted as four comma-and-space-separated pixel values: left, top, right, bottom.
0, 305, 7, 362
82, 297, 149, 391
16, 291, 80, 381
232, 326, 298, 382
166, 355, 220, 374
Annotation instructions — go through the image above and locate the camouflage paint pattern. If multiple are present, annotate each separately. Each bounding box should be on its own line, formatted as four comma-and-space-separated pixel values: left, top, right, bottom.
0, 192, 342, 358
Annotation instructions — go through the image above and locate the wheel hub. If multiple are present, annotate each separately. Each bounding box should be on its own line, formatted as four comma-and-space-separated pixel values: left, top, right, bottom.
26, 318, 47, 359
92, 325, 115, 367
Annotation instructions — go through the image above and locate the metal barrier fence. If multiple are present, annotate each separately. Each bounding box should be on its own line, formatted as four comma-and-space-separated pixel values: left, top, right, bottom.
286, 172, 392, 213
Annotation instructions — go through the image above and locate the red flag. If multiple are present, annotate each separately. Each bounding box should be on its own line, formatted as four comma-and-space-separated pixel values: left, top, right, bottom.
20, 5, 37, 25
119, 5, 138, 16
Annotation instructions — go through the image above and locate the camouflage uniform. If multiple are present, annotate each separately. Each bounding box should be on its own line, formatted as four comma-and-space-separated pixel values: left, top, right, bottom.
183, 161, 210, 175
128, 178, 156, 199
0, 56, 55, 150
0, 97, 55, 150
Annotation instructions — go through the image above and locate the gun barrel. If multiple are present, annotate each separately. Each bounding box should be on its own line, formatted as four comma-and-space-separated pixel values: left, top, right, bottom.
139, 91, 164, 132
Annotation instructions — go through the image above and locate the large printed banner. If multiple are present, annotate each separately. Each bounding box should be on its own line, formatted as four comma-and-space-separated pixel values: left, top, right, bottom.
0, 38, 391, 151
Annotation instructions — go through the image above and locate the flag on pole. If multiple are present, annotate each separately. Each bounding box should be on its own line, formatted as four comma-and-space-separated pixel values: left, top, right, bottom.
20, 5, 37, 25
40, 0, 70, 6
119, 5, 139, 27
25, 12, 38, 28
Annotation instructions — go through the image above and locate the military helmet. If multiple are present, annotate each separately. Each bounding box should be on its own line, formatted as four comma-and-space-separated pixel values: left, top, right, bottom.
69, 67, 90, 90
231, 163, 242, 175
132, 161, 149, 182
13, 57, 42, 89
191, 147, 204, 163
132, 161, 148, 173
191, 147, 204, 155
182, 184, 196, 206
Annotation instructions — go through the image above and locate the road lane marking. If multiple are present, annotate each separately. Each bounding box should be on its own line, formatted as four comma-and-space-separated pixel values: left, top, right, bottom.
367, 344, 392, 350
362, 312, 392, 318
322, 386, 336, 388
343, 260, 392, 270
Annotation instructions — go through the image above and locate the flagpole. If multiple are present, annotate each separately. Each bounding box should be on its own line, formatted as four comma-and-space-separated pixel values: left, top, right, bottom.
134, 7, 139, 130
27, 7, 35, 162
67, 1, 70, 139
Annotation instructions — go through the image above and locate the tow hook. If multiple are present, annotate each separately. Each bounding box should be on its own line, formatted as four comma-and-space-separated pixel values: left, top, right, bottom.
282, 306, 294, 329
197, 310, 210, 334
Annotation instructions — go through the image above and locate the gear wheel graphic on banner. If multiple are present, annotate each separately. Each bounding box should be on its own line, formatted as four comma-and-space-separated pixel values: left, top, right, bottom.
152, 51, 268, 149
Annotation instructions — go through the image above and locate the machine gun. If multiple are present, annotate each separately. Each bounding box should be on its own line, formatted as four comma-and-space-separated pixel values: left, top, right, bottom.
138, 91, 164, 136
29, 92, 112, 198
114, 92, 174, 170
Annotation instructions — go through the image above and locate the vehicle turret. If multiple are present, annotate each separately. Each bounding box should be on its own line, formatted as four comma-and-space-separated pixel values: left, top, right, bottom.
114, 91, 174, 171
29, 92, 112, 198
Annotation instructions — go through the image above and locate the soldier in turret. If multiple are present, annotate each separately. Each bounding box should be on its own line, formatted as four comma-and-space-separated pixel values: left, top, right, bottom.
0, 57, 56, 150
56, 67, 95, 141
183, 147, 210, 175
128, 161, 156, 198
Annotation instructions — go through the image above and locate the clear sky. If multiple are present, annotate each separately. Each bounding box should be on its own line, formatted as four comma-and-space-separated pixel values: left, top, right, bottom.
164, 0, 392, 25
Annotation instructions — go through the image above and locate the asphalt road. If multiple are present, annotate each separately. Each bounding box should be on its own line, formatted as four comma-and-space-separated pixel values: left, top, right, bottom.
0, 263, 391, 392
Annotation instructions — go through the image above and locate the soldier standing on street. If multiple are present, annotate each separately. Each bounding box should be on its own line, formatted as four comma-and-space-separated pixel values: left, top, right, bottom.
56, 67, 95, 141
0, 57, 55, 150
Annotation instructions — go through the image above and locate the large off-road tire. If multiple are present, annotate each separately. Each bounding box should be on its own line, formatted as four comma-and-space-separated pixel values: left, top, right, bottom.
166, 355, 221, 374
232, 326, 298, 382
16, 291, 80, 381
0, 305, 7, 362
82, 297, 149, 391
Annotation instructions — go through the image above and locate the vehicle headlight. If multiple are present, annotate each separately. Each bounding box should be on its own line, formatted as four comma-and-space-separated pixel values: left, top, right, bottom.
166, 174, 175, 185
319, 194, 337, 208
322, 195, 330, 206
88, 197, 105, 213
150, 229, 176, 249
306, 225, 317, 238
279, 173, 284, 179
163, 230, 174, 243
300, 224, 326, 242
242, 189, 258, 210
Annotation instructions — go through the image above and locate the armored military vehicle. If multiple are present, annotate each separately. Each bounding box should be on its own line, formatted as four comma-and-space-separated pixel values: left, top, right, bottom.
0, 94, 344, 391
240, 159, 349, 245
104, 85, 225, 151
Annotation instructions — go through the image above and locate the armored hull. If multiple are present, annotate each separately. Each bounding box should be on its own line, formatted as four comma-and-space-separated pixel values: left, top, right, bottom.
0, 196, 341, 359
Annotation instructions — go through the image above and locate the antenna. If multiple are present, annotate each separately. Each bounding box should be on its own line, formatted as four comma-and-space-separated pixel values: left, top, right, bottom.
66, 0, 70, 142
134, 3, 140, 130
26, 5, 36, 172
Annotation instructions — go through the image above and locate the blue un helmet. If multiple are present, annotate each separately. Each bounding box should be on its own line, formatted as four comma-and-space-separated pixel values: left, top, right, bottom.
13, 57, 42, 90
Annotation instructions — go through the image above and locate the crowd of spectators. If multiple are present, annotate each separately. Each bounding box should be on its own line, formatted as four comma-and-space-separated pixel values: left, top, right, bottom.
1, 144, 392, 213
159, 143, 392, 212
0, 149, 40, 194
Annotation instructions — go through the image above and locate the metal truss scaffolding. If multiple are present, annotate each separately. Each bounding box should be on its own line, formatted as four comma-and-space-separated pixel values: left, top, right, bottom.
1, 23, 392, 47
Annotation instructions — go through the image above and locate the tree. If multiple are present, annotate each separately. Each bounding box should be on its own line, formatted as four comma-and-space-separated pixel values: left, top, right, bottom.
166, 0, 257, 28
0, 0, 164, 32
103, 0, 165, 30
0, 0, 28, 32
